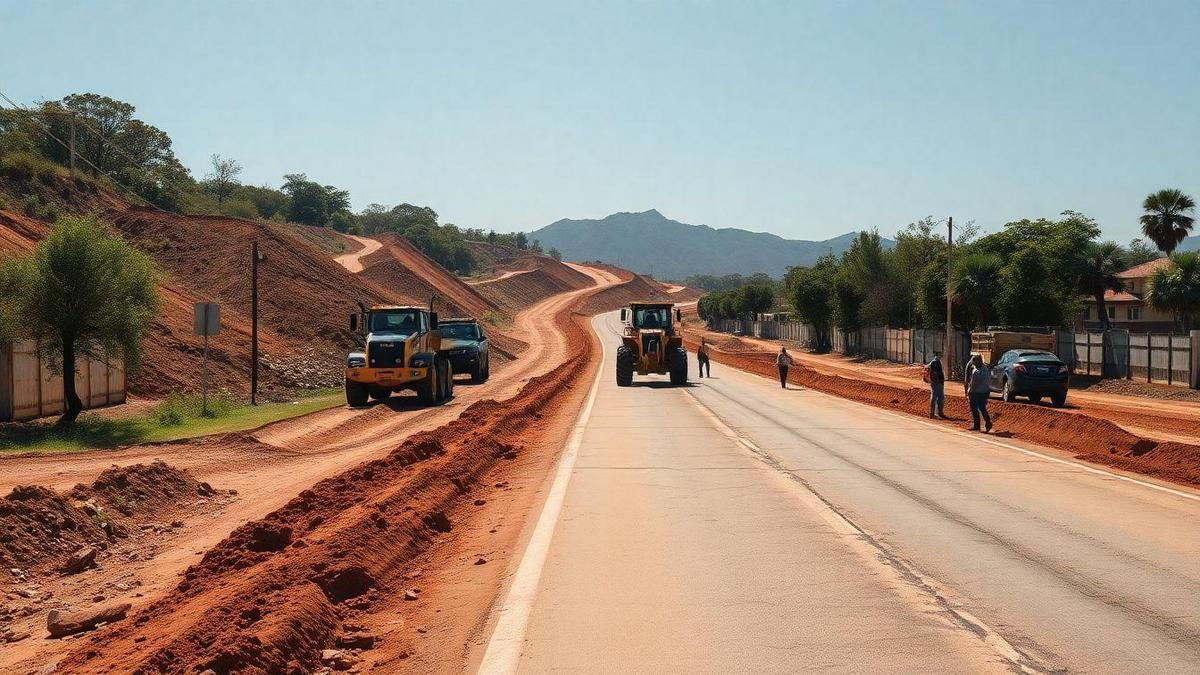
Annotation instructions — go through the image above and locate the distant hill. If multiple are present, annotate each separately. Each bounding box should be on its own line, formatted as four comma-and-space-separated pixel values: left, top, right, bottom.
529, 210, 892, 279
1180, 235, 1200, 253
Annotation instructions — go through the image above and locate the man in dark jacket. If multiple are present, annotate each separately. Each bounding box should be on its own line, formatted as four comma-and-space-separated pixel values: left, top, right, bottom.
927, 351, 946, 419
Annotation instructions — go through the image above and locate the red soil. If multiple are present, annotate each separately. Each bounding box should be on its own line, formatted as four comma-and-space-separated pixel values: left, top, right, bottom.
359, 233, 498, 319
683, 333, 1200, 488
579, 272, 688, 315
475, 265, 593, 314
57, 293, 597, 674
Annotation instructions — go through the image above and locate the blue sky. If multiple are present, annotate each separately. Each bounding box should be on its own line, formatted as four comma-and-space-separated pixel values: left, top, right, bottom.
3, 1, 1198, 241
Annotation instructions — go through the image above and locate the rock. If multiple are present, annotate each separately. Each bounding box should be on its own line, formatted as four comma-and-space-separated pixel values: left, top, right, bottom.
18, 588, 40, 598
46, 602, 131, 638
6, 630, 30, 642
197, 482, 214, 496
473, 499, 486, 506
474, 558, 487, 565
63, 546, 98, 574
338, 631, 377, 649
199, 670, 217, 675
37, 661, 58, 674
403, 589, 419, 601
93, 595, 105, 603
170, 520, 184, 528
321, 649, 360, 670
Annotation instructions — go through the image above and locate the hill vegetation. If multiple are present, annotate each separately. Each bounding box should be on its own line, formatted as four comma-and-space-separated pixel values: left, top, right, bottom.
530, 209, 892, 278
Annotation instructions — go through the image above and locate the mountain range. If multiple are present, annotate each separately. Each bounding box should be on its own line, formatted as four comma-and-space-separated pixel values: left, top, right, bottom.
529, 210, 892, 280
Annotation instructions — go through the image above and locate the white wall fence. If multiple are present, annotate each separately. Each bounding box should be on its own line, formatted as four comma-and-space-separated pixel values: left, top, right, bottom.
709, 319, 1200, 389
0, 340, 126, 422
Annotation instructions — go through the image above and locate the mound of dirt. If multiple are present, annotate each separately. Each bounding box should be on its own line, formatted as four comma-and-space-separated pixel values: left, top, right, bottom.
579, 273, 681, 315
358, 234, 498, 319
476, 266, 592, 314
683, 333, 1200, 488
0, 461, 214, 574
58, 294, 598, 674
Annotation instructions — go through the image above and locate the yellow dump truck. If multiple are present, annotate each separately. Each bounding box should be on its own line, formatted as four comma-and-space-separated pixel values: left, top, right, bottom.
344, 304, 454, 406
970, 329, 1057, 366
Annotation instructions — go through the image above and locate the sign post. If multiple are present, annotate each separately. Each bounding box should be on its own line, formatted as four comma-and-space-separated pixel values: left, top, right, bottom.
193, 303, 221, 416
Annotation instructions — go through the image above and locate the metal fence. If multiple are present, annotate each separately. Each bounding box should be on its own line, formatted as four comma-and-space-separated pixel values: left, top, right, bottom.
708, 320, 1200, 389
0, 340, 126, 422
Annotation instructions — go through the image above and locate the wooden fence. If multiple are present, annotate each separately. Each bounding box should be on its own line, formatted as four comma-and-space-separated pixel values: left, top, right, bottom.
0, 340, 126, 422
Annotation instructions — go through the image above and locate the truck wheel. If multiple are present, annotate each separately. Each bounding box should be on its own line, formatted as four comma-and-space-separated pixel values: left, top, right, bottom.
482, 356, 490, 382
417, 366, 437, 405
471, 361, 484, 384
616, 345, 634, 387
369, 386, 391, 401
345, 378, 369, 407
443, 359, 454, 399
669, 347, 688, 385
1001, 378, 1016, 402
1051, 392, 1067, 408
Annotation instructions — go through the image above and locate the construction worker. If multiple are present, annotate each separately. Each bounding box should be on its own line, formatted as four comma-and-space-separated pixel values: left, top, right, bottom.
697, 338, 711, 378
776, 347, 793, 389
964, 353, 993, 432
926, 351, 946, 419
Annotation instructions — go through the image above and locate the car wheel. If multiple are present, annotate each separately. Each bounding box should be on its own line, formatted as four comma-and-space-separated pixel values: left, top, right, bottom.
1028, 393, 1042, 404
1001, 378, 1016, 402
1051, 392, 1067, 408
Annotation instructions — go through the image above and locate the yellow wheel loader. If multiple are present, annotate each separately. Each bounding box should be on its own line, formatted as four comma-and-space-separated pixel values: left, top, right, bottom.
616, 302, 687, 386
344, 304, 455, 406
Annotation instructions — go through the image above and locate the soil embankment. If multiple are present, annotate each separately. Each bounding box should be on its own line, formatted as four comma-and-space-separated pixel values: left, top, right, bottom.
52, 272, 606, 674
579, 272, 690, 315
681, 326, 1200, 489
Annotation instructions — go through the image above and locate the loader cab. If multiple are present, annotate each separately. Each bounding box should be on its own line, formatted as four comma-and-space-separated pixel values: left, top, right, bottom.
621, 303, 680, 335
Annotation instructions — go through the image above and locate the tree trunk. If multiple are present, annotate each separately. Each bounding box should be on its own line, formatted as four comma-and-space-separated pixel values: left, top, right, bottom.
58, 337, 83, 426
1096, 293, 1110, 331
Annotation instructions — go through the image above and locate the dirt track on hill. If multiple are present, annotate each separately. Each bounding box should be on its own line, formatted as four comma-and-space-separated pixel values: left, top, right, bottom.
0, 265, 616, 674
333, 234, 382, 273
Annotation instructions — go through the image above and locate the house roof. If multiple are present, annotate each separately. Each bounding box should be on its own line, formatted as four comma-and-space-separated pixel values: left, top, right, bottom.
1103, 290, 1141, 302
1116, 257, 1170, 279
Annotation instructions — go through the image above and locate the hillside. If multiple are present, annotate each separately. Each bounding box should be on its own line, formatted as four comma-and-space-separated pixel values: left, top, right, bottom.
466, 241, 594, 313
530, 209, 892, 279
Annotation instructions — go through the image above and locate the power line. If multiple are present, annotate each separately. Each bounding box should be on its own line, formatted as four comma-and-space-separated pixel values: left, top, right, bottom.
0, 89, 163, 211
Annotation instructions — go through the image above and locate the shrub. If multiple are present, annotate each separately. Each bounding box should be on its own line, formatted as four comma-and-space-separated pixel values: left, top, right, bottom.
482, 310, 511, 327
0, 151, 65, 182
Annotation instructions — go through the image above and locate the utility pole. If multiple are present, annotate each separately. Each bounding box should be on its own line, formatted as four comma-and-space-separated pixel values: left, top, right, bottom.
68, 111, 76, 179
250, 242, 261, 405
945, 217, 954, 374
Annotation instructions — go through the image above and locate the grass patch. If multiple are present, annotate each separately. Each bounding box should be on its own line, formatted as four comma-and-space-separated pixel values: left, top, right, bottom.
482, 310, 512, 327
0, 388, 342, 455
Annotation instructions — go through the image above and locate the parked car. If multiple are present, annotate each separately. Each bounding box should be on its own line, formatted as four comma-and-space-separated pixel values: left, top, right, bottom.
438, 317, 490, 383
989, 349, 1069, 406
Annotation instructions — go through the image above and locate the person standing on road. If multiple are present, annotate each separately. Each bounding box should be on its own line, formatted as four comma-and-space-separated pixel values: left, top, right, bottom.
926, 351, 946, 419
964, 353, 992, 432
697, 339, 712, 378
776, 347, 793, 389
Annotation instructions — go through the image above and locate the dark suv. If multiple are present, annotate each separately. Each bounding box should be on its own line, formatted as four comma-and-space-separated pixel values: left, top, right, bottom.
439, 318, 490, 383
990, 349, 1069, 406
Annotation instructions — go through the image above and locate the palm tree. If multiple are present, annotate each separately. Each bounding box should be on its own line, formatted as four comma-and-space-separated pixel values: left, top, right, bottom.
1145, 252, 1200, 331
1140, 189, 1196, 254
1076, 241, 1125, 330
950, 252, 1002, 329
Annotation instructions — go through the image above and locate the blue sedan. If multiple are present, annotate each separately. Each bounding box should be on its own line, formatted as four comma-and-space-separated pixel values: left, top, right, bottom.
989, 349, 1070, 407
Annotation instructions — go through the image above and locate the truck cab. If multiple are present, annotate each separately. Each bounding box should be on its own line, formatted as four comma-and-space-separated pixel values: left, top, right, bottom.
438, 317, 491, 383
344, 305, 454, 406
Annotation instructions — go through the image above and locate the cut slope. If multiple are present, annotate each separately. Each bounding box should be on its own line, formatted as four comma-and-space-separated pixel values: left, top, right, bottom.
579, 272, 685, 315
358, 233, 498, 318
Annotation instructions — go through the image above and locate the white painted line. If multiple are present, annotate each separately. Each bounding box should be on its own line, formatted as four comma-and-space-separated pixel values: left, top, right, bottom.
681, 387, 1037, 674
477, 315, 608, 674
718, 358, 1200, 504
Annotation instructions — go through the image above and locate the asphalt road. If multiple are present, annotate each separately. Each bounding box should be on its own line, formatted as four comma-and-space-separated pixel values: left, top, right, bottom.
480, 312, 1200, 674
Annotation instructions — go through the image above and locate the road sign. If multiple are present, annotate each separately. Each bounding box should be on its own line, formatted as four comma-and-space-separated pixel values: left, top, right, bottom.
193, 303, 220, 336
193, 303, 221, 416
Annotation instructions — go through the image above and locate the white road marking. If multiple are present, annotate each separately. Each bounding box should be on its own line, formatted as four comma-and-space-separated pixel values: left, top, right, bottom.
681, 387, 1040, 673
477, 317, 608, 674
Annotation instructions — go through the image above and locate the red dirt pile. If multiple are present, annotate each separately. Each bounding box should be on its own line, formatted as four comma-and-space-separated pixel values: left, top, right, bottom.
683, 334, 1200, 488
358, 233, 498, 319
0, 461, 214, 575
57, 297, 597, 674
475, 264, 593, 314
579, 272, 684, 315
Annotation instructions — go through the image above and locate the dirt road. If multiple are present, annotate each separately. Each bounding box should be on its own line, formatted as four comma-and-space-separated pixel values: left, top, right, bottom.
466, 269, 532, 285
332, 234, 382, 273
476, 312, 1200, 673
0, 265, 617, 673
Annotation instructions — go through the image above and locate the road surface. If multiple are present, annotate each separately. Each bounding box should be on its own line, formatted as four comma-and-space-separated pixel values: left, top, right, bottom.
478, 312, 1200, 673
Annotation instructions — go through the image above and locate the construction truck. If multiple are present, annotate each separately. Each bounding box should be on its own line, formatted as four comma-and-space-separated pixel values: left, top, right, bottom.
344, 304, 454, 406
616, 302, 687, 386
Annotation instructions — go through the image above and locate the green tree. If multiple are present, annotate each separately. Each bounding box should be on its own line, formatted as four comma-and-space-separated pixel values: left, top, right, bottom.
1146, 252, 1200, 331
236, 184, 290, 220
831, 275, 863, 332
738, 283, 774, 318
996, 248, 1066, 327
281, 174, 349, 227
204, 153, 242, 207
1140, 189, 1196, 254
548, 247, 562, 262
1123, 238, 1162, 268
950, 252, 1002, 329
2, 215, 160, 425
786, 256, 836, 351
1076, 241, 1126, 330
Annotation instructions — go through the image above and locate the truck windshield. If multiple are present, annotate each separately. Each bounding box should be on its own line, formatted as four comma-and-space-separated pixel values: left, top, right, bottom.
634, 308, 670, 328
440, 324, 480, 339
369, 310, 420, 334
